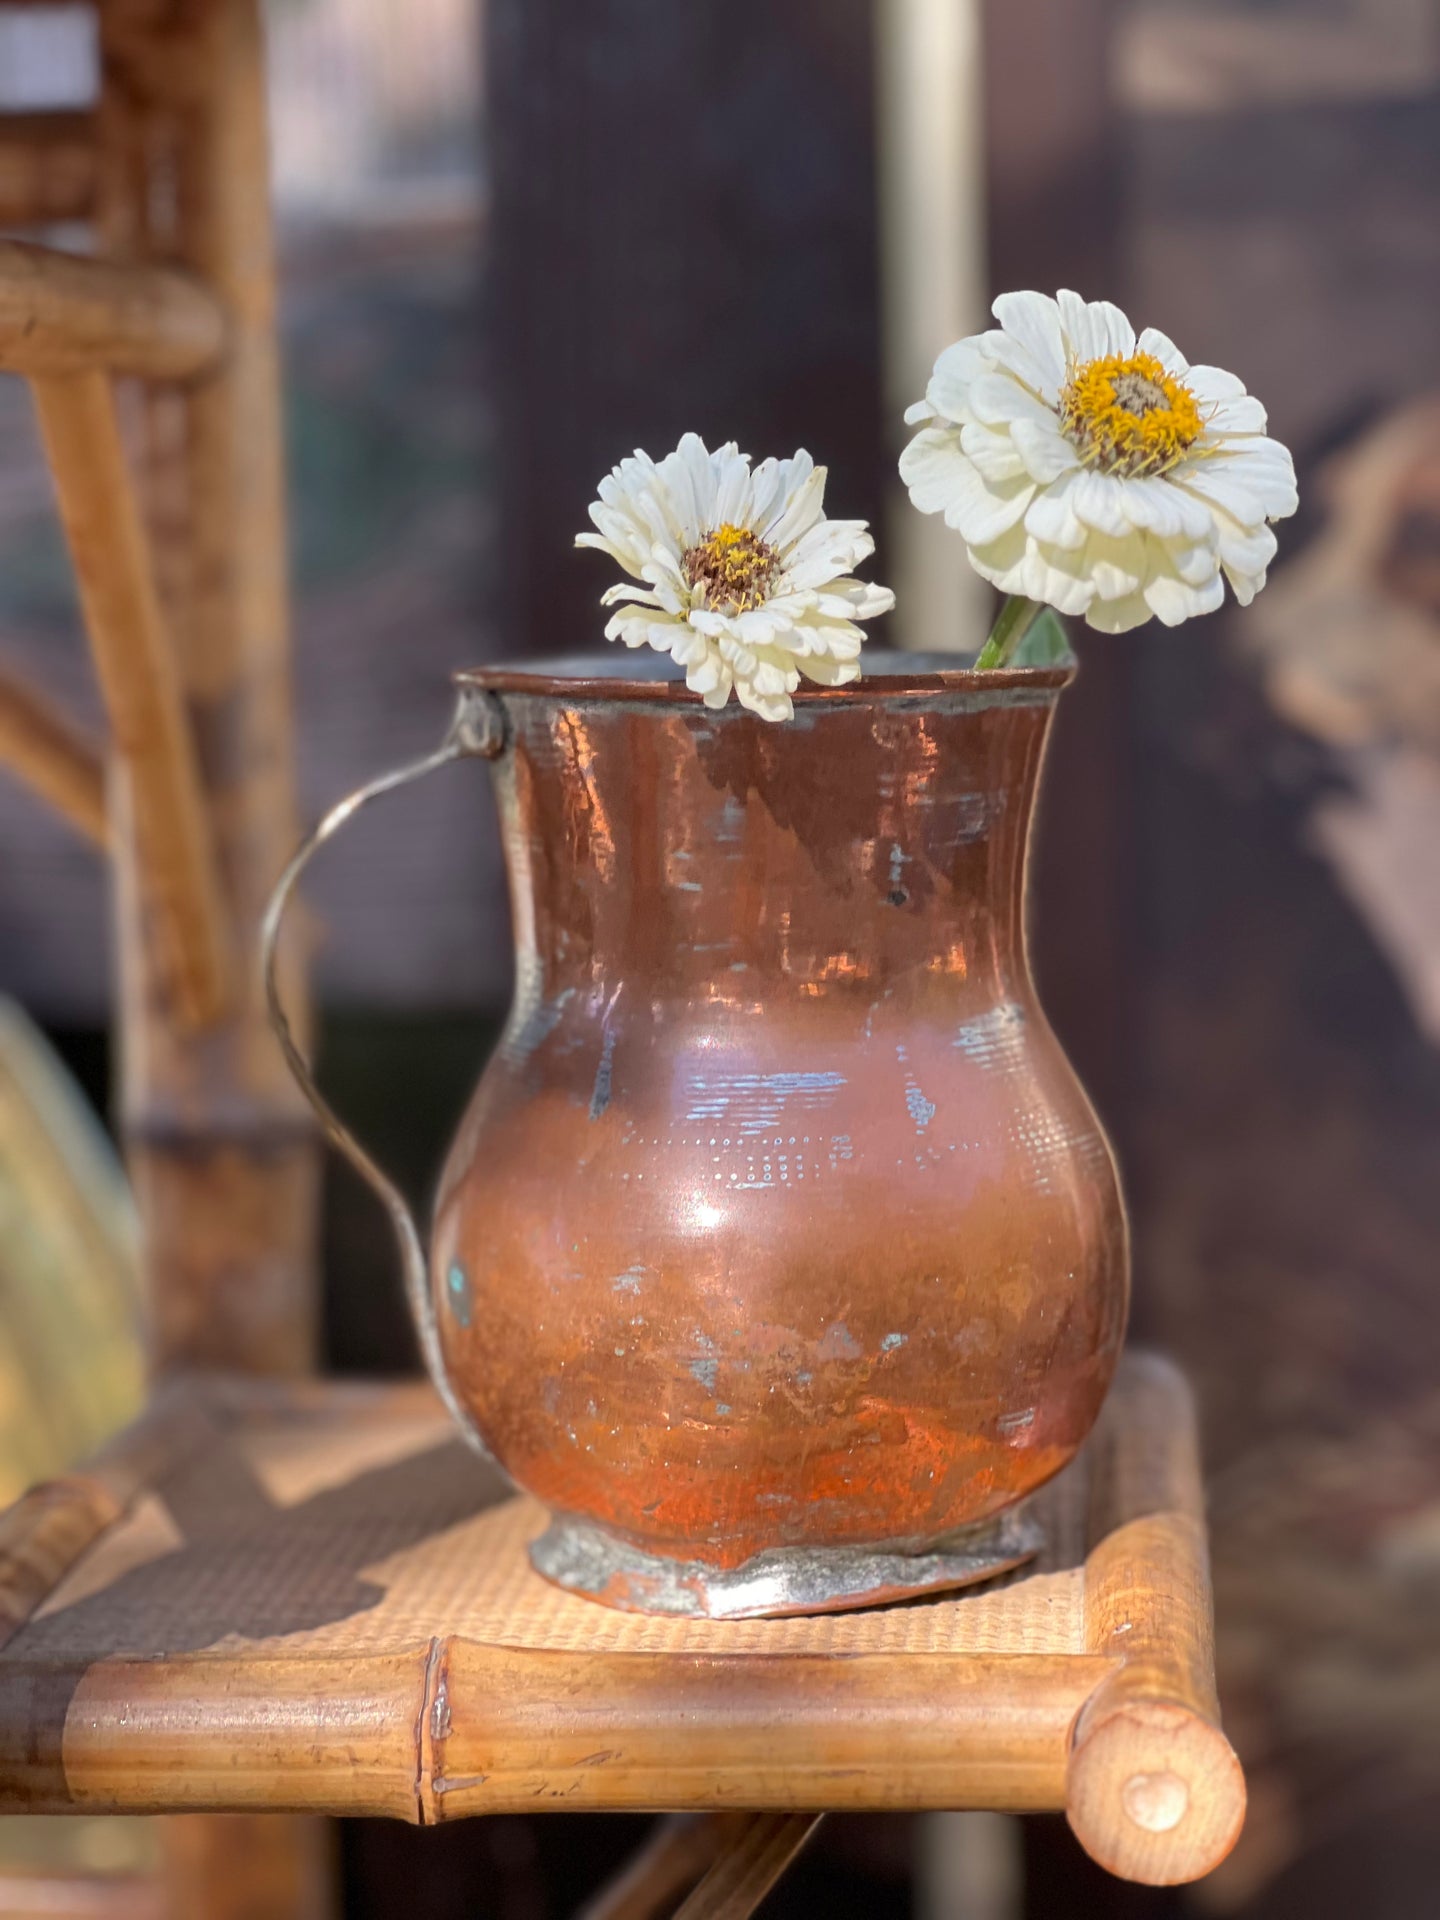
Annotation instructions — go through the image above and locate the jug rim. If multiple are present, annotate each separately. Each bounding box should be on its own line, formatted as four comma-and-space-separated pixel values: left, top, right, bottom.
456, 648, 1077, 701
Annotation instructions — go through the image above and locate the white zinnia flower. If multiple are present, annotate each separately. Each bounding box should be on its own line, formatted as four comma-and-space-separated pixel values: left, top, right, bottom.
577, 433, 894, 722
900, 290, 1298, 633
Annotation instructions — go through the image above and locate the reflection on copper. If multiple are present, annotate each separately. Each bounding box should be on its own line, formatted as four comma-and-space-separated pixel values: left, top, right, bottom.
553, 704, 616, 885
928, 941, 971, 978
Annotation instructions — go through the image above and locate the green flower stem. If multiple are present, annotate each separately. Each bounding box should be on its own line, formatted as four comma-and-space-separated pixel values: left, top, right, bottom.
974, 594, 1044, 670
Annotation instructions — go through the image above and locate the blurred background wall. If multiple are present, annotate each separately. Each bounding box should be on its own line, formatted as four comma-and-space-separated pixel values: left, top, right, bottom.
0, 0, 1437, 1914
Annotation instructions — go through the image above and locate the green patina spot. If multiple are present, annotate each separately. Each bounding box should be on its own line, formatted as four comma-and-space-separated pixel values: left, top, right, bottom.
446, 1261, 473, 1329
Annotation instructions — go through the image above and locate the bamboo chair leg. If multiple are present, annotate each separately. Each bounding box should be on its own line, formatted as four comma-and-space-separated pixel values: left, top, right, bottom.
29, 369, 231, 1028
100, 0, 319, 1381
577, 1815, 753, 1920
93, 0, 326, 1907
671, 1814, 825, 1920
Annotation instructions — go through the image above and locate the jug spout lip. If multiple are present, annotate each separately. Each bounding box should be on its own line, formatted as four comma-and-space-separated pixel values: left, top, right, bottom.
456, 647, 1077, 702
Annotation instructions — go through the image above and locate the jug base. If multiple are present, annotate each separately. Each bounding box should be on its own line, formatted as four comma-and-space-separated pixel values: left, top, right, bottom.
528, 1503, 1045, 1619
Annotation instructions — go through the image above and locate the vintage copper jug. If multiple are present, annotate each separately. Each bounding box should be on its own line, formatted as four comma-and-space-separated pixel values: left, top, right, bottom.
264, 652, 1128, 1618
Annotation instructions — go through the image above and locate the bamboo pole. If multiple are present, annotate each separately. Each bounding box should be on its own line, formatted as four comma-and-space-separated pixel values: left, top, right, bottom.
577, 1816, 752, 1920
0, 240, 225, 380
30, 369, 232, 1029
99, 0, 319, 1375
672, 1814, 824, 1920
0, 111, 97, 228
0, 665, 108, 848
875, 0, 990, 654
1066, 1354, 1247, 1885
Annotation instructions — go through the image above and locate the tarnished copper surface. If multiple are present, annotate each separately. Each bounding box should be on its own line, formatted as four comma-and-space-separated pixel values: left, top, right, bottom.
431, 653, 1128, 1603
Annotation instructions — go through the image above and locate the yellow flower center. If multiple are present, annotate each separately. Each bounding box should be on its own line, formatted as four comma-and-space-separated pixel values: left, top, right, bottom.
682, 522, 780, 614
1059, 350, 1203, 477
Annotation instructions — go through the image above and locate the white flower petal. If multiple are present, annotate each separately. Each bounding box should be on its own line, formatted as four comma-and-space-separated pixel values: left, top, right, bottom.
1085, 591, 1153, 634
1009, 413, 1080, 485
654, 443, 697, 544
748, 657, 795, 698
848, 582, 896, 619
1142, 567, 1224, 627
968, 372, 1058, 432
926, 337, 992, 422
799, 654, 863, 687
582, 510, 648, 575
1116, 476, 1214, 542
1172, 464, 1270, 528
682, 432, 721, 533
961, 329, 1055, 404
946, 458, 1035, 545
899, 427, 967, 513
1019, 539, 1098, 616
1213, 515, 1277, 579
766, 459, 827, 550
1070, 470, 1136, 540
1207, 441, 1299, 518
669, 629, 709, 665
605, 610, 680, 652
964, 517, 1030, 593
735, 679, 794, 722
1057, 289, 1136, 363
991, 291, 1067, 398
1224, 561, 1268, 607
1136, 326, 1188, 375
960, 421, 1030, 485
714, 446, 754, 527
600, 582, 664, 608
1085, 536, 1145, 601
1186, 365, 1248, 405
687, 653, 728, 696
1169, 539, 1222, 589
787, 517, 872, 576
745, 456, 787, 533
1203, 394, 1268, 436
1023, 470, 1087, 551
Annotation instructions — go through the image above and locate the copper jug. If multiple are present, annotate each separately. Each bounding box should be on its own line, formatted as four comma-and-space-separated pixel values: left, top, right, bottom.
264, 652, 1128, 1618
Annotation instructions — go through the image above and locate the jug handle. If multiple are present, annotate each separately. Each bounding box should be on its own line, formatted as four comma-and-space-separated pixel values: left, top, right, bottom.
260, 685, 506, 1458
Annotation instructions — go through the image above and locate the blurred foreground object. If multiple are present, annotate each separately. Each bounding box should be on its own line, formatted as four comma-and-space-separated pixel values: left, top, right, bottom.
0, 1000, 143, 1507
0, 1000, 156, 1900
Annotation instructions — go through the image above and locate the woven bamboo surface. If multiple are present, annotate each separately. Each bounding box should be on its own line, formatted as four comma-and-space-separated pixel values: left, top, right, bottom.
25, 1389, 1088, 1664
0, 1353, 1245, 1886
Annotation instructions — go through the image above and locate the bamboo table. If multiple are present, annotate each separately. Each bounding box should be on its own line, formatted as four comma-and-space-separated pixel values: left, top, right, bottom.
0, 1352, 1244, 1901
